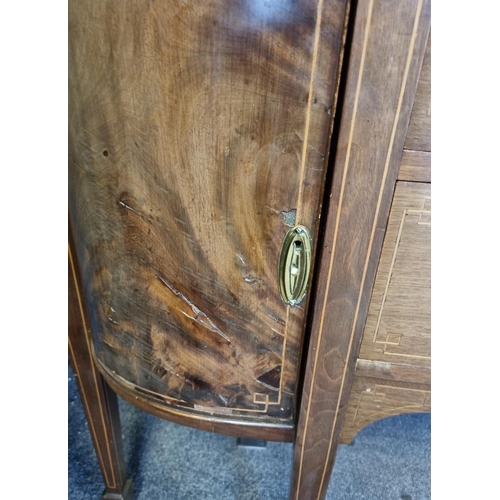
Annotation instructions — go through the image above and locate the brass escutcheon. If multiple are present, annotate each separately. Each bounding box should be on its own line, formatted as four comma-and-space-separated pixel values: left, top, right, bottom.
278, 225, 312, 306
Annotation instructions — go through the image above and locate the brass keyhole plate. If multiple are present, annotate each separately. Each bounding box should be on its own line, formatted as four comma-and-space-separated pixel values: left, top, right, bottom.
278, 225, 312, 306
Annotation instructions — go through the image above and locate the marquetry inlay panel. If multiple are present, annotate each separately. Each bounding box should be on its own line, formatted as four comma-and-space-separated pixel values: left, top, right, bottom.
358, 181, 431, 367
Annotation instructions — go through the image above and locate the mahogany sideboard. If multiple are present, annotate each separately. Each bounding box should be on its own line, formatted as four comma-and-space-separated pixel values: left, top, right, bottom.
68, 1, 431, 498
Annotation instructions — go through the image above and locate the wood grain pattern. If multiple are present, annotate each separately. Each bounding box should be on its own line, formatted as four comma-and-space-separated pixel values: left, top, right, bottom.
69, 229, 133, 499
404, 31, 431, 152
339, 375, 430, 444
354, 359, 431, 385
291, 1, 431, 498
69, 0, 348, 433
398, 149, 431, 182
358, 181, 431, 367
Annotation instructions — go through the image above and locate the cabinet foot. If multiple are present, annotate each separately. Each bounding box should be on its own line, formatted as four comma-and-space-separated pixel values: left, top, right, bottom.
102, 478, 134, 500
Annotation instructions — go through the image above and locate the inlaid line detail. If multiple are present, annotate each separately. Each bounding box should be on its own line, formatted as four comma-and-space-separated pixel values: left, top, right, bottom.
316, 1, 425, 497
294, 0, 375, 496
294, 0, 427, 497
68, 245, 117, 489
296, 0, 325, 224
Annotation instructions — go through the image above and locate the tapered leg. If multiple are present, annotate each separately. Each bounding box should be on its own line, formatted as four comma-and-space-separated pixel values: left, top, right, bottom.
69, 243, 134, 500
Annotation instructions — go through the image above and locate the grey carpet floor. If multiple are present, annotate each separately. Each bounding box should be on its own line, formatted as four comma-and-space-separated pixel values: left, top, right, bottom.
69, 368, 430, 500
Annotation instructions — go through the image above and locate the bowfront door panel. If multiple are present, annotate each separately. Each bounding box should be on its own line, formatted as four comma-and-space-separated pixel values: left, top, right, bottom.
69, 0, 348, 438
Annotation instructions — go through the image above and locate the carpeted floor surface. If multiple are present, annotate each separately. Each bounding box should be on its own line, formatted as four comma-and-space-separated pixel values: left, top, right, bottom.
68, 368, 430, 500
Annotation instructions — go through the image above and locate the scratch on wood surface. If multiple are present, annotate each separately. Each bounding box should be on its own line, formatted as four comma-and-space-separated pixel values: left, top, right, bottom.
267, 313, 286, 325
264, 205, 281, 214
308, 144, 325, 159
77, 137, 99, 154
156, 275, 232, 343
218, 394, 229, 406
118, 200, 145, 217
252, 376, 280, 392
73, 160, 88, 172
160, 360, 193, 386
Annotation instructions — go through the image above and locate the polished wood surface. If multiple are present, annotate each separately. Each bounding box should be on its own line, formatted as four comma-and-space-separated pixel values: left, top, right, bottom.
291, 1, 431, 498
358, 181, 431, 367
69, 0, 348, 433
69, 230, 133, 500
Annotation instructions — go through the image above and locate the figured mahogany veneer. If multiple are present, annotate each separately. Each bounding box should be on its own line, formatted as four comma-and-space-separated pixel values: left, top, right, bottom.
69, 0, 349, 438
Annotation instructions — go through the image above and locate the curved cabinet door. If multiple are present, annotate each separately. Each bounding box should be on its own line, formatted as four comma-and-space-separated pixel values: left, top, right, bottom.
69, 0, 347, 439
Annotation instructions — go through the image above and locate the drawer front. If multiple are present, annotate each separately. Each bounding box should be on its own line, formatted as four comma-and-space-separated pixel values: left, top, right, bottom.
358, 181, 431, 367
